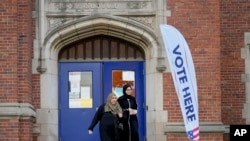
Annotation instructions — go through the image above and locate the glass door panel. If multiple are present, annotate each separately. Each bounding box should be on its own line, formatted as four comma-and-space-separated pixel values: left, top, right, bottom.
69, 72, 93, 108
112, 70, 135, 97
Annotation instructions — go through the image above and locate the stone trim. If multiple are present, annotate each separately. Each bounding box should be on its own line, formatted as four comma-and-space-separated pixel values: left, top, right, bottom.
164, 122, 229, 133
0, 103, 36, 118
39, 14, 167, 73
241, 73, 250, 83
242, 32, 250, 124
33, 124, 41, 134
44, 14, 158, 46
48, 0, 154, 12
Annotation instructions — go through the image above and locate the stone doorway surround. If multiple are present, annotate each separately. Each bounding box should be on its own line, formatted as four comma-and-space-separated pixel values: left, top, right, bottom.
32, 0, 171, 141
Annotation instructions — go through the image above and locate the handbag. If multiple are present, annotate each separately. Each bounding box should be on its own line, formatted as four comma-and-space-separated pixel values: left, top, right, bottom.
118, 122, 124, 131
113, 115, 124, 131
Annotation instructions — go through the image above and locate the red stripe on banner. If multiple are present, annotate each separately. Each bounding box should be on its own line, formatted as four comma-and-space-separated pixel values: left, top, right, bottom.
192, 127, 200, 140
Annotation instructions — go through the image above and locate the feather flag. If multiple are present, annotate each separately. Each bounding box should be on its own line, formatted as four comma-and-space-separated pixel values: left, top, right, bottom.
160, 24, 200, 141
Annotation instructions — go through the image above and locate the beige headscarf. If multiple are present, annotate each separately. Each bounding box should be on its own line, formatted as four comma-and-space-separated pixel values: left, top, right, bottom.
104, 93, 122, 115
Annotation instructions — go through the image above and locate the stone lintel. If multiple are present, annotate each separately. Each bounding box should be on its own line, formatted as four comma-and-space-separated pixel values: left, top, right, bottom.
0, 103, 36, 118
241, 47, 250, 59
164, 122, 229, 133
243, 103, 250, 123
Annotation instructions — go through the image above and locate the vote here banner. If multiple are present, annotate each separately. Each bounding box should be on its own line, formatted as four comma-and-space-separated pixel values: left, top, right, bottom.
160, 24, 200, 141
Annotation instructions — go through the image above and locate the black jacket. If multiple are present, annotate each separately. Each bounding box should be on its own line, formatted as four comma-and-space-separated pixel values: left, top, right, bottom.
88, 104, 121, 141
117, 95, 139, 141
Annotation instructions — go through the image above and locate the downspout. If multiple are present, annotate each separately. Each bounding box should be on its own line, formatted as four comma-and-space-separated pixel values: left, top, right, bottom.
36, 46, 47, 73
36, 0, 46, 74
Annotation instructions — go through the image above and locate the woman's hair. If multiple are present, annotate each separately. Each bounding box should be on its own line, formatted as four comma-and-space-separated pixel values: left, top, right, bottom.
104, 93, 122, 114
106, 93, 116, 103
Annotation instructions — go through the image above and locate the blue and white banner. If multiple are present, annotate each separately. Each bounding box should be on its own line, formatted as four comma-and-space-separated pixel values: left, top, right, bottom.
160, 24, 200, 141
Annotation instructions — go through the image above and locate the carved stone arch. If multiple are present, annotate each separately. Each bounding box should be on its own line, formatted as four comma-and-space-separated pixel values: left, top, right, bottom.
42, 15, 162, 64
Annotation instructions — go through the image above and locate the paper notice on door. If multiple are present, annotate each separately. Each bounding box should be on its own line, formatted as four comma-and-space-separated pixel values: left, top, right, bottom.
69, 72, 81, 81
81, 86, 91, 99
70, 81, 80, 93
80, 98, 93, 108
69, 98, 93, 108
69, 99, 81, 108
122, 71, 135, 81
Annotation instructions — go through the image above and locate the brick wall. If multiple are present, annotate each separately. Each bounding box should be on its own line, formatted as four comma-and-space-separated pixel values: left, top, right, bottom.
0, 1, 33, 102
32, 74, 40, 110
0, 0, 19, 103
220, 0, 249, 124
19, 119, 35, 141
0, 119, 19, 141
164, 0, 250, 141
17, 0, 33, 104
0, 0, 36, 141
164, 0, 222, 140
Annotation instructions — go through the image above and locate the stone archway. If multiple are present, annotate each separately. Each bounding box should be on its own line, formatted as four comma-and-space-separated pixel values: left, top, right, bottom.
36, 15, 167, 141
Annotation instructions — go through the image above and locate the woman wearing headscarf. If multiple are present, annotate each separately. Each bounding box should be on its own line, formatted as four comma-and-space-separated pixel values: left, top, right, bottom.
88, 93, 122, 141
117, 84, 139, 141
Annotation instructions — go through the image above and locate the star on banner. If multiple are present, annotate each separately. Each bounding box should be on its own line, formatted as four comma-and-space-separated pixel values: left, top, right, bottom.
187, 127, 200, 141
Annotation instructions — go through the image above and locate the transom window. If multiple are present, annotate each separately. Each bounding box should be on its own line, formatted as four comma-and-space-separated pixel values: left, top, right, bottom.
58, 35, 145, 61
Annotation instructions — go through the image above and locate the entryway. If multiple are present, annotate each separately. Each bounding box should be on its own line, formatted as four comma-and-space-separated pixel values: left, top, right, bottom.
37, 15, 166, 141
57, 34, 146, 141
58, 62, 145, 141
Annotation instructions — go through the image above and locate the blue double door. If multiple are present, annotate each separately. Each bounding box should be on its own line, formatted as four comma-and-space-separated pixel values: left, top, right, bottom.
59, 62, 145, 141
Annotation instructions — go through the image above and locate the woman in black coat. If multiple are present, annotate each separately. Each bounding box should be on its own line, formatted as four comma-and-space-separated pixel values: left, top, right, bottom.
88, 93, 122, 141
117, 84, 139, 141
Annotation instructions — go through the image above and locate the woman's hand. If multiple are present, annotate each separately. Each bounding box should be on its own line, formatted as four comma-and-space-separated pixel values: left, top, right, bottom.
128, 108, 137, 115
118, 112, 122, 118
88, 130, 93, 134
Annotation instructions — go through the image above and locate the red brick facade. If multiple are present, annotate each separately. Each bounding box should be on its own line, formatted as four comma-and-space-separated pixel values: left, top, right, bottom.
0, 0, 36, 141
220, 0, 248, 124
0, 0, 249, 141
164, 0, 250, 141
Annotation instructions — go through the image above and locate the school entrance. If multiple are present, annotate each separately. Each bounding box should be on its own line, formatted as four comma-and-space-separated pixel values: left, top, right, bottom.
58, 35, 146, 141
